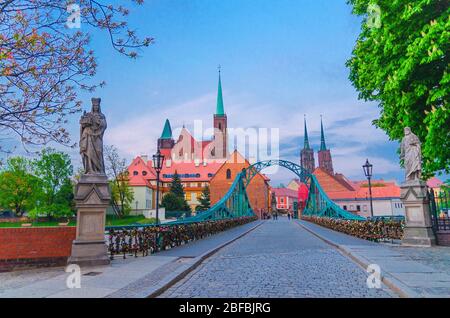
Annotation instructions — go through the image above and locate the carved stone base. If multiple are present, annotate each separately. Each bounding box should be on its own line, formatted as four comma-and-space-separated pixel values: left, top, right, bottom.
400, 180, 436, 247
68, 174, 111, 266
402, 226, 436, 247
68, 241, 110, 266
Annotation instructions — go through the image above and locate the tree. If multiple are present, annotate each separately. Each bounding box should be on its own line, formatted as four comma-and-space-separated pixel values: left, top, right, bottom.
0, 156, 39, 216
169, 171, 185, 198
196, 186, 211, 212
105, 145, 134, 218
0, 1, 153, 151
161, 192, 185, 212
32, 148, 74, 218
161, 171, 191, 213
346, 1, 449, 178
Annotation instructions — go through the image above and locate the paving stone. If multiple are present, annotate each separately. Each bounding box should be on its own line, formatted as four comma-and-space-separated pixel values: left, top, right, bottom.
160, 218, 393, 298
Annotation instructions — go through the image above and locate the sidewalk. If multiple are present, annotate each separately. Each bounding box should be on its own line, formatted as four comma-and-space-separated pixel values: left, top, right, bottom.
297, 220, 450, 298
0, 221, 262, 298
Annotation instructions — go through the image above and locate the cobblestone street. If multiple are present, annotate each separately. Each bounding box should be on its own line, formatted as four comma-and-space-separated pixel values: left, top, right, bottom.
160, 217, 394, 298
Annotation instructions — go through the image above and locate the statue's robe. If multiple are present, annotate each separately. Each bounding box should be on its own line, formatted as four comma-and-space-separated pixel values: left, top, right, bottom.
80, 113, 107, 174
401, 133, 421, 180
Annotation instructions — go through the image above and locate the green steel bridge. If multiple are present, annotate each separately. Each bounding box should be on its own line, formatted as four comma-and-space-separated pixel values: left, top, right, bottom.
181, 159, 365, 223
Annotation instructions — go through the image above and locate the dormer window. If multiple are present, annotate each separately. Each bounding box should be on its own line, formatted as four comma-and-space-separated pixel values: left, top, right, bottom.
133, 171, 138, 176
142, 171, 147, 176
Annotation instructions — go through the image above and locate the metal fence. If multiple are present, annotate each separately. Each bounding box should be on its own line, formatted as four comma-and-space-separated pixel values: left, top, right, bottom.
430, 187, 450, 232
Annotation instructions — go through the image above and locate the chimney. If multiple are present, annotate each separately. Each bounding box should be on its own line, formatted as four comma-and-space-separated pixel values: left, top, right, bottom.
165, 159, 172, 168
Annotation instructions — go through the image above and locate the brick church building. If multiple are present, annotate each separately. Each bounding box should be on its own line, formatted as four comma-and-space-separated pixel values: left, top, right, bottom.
127, 72, 270, 215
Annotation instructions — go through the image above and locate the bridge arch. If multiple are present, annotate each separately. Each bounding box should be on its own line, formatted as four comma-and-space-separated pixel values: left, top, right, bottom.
241, 159, 365, 221
177, 159, 365, 223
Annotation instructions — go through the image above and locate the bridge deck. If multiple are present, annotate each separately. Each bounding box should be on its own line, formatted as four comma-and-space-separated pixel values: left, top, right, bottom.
160, 217, 394, 298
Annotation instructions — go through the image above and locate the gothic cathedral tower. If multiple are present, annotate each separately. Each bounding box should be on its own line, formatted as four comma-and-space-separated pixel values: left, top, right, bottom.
213, 70, 228, 159
300, 117, 315, 174
318, 117, 334, 175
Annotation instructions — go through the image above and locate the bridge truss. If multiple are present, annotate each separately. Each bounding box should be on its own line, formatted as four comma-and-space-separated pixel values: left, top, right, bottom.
172, 159, 365, 223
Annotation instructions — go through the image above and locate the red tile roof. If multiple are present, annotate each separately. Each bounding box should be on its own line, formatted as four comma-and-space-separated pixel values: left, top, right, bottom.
427, 177, 444, 189
313, 168, 401, 200
128, 155, 224, 186
272, 187, 298, 199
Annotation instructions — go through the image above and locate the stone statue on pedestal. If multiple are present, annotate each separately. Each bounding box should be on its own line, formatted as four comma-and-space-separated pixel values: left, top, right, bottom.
68, 98, 111, 266
399, 127, 436, 247
80, 98, 107, 175
400, 127, 422, 183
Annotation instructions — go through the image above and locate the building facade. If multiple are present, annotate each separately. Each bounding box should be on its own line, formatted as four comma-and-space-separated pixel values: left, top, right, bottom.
272, 188, 298, 212
127, 73, 269, 215
210, 150, 271, 219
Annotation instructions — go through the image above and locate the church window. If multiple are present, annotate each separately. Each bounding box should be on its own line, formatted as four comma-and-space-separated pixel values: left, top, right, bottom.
219, 123, 222, 130
226, 169, 232, 179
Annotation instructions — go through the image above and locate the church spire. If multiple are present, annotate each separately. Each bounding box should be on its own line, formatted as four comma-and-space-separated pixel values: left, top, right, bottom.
320, 116, 327, 151
303, 115, 310, 150
216, 67, 225, 116
160, 119, 172, 139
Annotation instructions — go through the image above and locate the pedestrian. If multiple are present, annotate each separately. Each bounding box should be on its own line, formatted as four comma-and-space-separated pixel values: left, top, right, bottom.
288, 212, 291, 220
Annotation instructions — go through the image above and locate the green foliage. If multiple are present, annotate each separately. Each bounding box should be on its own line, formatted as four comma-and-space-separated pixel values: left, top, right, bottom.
110, 179, 134, 217
347, 0, 450, 178
32, 148, 74, 218
169, 171, 185, 198
161, 192, 186, 212
196, 186, 211, 212
105, 145, 134, 218
162, 171, 191, 213
0, 157, 40, 216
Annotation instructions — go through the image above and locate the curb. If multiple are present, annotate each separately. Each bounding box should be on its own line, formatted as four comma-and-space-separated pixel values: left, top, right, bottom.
146, 221, 264, 298
296, 220, 421, 298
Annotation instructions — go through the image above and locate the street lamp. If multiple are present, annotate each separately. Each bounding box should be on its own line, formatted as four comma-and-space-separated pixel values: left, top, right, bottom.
362, 159, 374, 218
153, 149, 165, 225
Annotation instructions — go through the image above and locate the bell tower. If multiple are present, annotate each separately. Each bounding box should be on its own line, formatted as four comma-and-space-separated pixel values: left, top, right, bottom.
318, 116, 334, 175
300, 116, 315, 174
213, 68, 228, 159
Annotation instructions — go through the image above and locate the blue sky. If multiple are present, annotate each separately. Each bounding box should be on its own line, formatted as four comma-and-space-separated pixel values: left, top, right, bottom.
6, 0, 412, 184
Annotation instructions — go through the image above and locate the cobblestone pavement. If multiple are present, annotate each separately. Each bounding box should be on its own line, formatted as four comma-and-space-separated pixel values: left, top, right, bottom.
160, 217, 394, 298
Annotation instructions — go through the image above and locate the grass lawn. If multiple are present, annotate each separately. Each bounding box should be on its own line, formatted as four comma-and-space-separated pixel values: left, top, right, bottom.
0, 220, 77, 228
106, 215, 156, 226
0, 215, 156, 228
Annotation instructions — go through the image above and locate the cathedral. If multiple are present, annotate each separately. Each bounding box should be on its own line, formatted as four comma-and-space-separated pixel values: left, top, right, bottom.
300, 117, 334, 175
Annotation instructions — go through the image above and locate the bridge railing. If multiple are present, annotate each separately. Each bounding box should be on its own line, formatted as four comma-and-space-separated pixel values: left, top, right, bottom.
303, 175, 366, 221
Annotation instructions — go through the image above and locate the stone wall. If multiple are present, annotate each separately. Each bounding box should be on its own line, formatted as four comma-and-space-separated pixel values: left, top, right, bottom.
0, 227, 76, 272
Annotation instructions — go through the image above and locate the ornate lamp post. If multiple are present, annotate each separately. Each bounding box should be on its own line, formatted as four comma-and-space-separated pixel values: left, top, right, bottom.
153, 149, 165, 225
362, 159, 374, 218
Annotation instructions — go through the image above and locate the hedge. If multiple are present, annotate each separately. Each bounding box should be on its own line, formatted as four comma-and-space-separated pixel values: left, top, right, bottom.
302, 216, 404, 242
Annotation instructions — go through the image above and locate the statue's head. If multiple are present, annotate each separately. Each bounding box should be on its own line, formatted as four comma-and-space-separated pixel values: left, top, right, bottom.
91, 98, 101, 113
404, 127, 411, 135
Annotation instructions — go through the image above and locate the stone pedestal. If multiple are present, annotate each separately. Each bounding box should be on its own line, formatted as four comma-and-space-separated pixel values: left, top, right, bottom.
400, 180, 436, 247
68, 174, 111, 266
